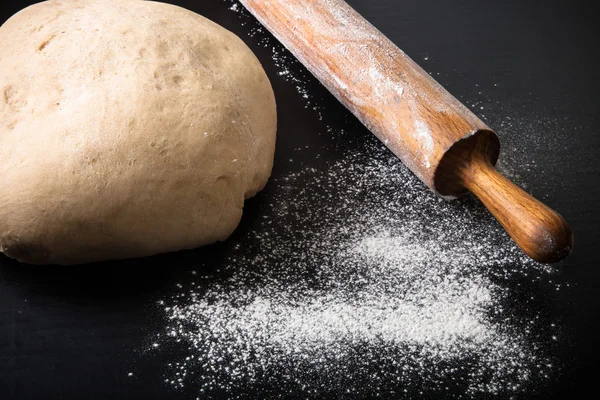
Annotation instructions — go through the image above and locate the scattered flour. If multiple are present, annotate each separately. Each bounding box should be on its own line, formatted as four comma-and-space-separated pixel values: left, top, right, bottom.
226, 0, 325, 118
148, 147, 559, 399
140, 2, 566, 398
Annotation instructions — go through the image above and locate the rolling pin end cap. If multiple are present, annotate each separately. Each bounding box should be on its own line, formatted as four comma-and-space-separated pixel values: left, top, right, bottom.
526, 216, 573, 263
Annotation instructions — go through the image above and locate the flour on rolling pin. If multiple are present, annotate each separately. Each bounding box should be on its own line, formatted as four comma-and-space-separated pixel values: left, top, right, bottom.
240, 0, 485, 183
239, 0, 573, 263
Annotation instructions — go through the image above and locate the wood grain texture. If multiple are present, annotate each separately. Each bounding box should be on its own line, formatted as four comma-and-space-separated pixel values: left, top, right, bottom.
240, 0, 491, 189
436, 133, 573, 263
241, 0, 573, 262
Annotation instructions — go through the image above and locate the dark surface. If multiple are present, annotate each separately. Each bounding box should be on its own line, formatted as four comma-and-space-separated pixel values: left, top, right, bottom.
1, 0, 599, 399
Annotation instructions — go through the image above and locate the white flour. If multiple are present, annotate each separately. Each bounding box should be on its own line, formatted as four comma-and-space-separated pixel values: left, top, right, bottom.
149, 147, 558, 398
141, 2, 565, 398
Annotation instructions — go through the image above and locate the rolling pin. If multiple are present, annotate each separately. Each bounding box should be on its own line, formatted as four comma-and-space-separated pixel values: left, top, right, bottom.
240, 0, 573, 263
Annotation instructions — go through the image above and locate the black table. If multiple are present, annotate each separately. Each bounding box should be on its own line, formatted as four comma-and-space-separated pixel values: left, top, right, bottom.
1, 1, 598, 399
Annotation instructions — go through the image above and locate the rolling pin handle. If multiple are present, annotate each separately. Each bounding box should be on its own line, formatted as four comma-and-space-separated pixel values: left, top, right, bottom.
455, 136, 574, 263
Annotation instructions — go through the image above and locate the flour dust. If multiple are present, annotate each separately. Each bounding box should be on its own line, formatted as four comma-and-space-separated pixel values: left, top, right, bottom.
140, 1, 567, 398
146, 147, 561, 398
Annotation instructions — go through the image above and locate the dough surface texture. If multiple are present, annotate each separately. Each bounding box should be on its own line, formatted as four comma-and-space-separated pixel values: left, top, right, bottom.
0, 0, 276, 264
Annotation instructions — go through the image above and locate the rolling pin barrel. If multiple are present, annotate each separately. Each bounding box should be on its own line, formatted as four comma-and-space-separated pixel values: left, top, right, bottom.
240, 0, 573, 262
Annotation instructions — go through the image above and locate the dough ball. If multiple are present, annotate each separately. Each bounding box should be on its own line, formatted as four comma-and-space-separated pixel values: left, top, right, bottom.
0, 0, 276, 265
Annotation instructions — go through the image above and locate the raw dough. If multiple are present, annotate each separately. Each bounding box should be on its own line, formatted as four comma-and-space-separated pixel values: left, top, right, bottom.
0, 0, 277, 264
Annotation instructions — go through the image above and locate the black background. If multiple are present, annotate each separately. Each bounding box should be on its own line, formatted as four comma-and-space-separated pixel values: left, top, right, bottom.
1, 0, 599, 399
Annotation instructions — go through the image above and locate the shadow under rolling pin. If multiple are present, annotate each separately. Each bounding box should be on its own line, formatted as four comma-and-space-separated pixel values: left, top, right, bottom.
240, 0, 573, 263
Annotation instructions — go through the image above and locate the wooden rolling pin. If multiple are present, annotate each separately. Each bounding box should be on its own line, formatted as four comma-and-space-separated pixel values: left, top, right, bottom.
240, 0, 573, 263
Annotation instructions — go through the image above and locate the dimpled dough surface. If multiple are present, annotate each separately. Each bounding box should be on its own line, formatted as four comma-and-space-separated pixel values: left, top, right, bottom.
0, 0, 276, 265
